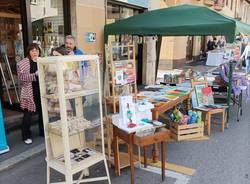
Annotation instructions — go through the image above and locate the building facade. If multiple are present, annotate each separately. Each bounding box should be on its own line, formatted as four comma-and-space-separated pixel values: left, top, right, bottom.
159, 0, 250, 70
0, 0, 160, 128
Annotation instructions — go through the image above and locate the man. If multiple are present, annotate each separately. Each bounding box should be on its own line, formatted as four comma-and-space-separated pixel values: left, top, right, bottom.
51, 35, 86, 115
52, 35, 84, 56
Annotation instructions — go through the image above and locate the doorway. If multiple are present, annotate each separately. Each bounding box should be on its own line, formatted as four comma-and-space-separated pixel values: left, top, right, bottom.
0, 0, 23, 129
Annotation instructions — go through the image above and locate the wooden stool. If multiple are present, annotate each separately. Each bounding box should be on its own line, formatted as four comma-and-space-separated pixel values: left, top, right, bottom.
202, 108, 225, 136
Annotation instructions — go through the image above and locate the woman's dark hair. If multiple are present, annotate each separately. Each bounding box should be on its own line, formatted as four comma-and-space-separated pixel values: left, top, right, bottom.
26, 43, 41, 59
51, 46, 70, 56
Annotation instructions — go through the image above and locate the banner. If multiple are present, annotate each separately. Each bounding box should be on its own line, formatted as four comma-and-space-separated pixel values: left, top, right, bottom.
0, 100, 9, 154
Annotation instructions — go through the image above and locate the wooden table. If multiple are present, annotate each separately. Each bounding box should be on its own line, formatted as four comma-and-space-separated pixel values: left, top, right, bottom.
113, 125, 171, 184
150, 93, 192, 162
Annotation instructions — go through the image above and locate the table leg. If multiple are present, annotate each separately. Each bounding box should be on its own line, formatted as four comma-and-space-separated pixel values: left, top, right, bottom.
113, 128, 120, 176
161, 141, 166, 181
152, 143, 159, 163
207, 113, 211, 136
143, 146, 147, 168
128, 134, 134, 184
152, 111, 159, 163
221, 110, 225, 133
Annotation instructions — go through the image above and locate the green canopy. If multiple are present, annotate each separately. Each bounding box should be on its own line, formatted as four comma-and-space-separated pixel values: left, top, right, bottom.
104, 4, 236, 42
234, 19, 250, 35
222, 14, 250, 36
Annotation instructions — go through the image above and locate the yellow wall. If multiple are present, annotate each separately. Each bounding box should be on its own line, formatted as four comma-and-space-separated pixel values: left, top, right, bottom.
75, 0, 105, 55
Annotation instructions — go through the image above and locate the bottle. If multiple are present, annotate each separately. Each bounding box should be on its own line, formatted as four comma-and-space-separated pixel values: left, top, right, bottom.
47, 22, 53, 33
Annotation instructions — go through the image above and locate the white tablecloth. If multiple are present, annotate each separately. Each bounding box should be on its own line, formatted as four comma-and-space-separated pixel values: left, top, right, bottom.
206, 51, 225, 66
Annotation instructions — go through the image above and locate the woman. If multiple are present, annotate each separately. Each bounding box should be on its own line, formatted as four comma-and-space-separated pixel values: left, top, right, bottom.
234, 46, 242, 70
17, 43, 44, 144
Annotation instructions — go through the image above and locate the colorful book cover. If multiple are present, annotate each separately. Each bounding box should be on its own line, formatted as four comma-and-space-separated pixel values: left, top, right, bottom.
191, 91, 198, 108
165, 95, 178, 101
124, 62, 136, 84
201, 87, 214, 105
166, 90, 186, 97
194, 84, 206, 107
114, 61, 136, 85
115, 70, 124, 85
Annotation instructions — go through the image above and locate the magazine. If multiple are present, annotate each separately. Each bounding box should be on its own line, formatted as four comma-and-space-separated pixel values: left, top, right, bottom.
114, 60, 136, 85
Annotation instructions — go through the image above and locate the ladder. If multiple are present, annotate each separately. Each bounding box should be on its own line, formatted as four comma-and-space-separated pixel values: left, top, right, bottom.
0, 51, 19, 105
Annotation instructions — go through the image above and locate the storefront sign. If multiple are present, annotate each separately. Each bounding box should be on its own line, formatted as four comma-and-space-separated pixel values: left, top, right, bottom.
116, 0, 149, 8
85, 32, 96, 43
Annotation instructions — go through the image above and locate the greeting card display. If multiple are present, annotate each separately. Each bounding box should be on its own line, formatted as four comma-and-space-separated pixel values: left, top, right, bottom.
104, 43, 137, 113
119, 95, 137, 128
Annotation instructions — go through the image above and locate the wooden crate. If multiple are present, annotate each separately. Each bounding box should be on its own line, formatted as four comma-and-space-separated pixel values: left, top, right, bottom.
170, 122, 204, 141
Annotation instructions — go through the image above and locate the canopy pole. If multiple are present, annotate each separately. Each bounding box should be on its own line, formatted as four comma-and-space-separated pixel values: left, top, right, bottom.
226, 61, 233, 127
155, 35, 162, 82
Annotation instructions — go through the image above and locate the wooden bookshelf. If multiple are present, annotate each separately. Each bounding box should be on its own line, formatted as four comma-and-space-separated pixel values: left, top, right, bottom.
38, 55, 111, 184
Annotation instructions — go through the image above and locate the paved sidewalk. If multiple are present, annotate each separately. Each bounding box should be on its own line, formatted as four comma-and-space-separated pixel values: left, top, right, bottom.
0, 100, 249, 184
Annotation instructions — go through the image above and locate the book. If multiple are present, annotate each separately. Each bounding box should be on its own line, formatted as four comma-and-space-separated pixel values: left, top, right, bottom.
201, 87, 214, 106
115, 70, 124, 85
119, 95, 137, 128
194, 84, 206, 107
165, 95, 178, 101
191, 91, 198, 108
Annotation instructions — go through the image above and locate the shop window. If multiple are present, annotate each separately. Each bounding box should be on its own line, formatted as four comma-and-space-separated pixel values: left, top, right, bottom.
30, 0, 38, 5
30, 0, 65, 56
120, 7, 134, 19
0, 2, 23, 106
107, 3, 144, 43
107, 3, 120, 24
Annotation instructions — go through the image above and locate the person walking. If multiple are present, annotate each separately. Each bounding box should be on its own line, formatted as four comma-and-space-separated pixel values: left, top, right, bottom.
240, 41, 250, 75
17, 43, 44, 144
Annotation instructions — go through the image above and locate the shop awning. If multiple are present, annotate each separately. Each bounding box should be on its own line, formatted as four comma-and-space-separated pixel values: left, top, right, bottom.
104, 4, 236, 42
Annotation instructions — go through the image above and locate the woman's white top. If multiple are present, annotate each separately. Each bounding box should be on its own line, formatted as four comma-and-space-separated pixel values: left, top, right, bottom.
240, 45, 250, 60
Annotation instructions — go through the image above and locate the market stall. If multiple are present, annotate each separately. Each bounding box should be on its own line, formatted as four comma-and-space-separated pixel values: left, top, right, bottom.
103, 3, 250, 182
